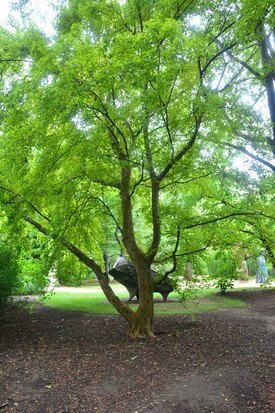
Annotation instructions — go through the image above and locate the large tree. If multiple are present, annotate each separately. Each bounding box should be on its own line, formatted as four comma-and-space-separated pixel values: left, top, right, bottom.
0, 0, 273, 337
203, 0, 274, 169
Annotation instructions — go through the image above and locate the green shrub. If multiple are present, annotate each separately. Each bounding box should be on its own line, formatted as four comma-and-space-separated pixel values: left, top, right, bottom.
0, 245, 19, 317
17, 259, 49, 295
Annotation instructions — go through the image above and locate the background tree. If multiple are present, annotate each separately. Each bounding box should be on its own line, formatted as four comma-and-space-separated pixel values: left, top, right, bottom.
201, 0, 274, 170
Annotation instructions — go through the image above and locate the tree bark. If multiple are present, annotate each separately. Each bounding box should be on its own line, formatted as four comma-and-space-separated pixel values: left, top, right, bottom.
24, 215, 135, 324
127, 263, 154, 338
120, 162, 155, 337
259, 24, 275, 150
103, 251, 109, 284
184, 261, 194, 281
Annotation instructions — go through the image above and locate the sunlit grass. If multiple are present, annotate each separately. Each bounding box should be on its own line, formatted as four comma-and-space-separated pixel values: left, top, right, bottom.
43, 283, 247, 315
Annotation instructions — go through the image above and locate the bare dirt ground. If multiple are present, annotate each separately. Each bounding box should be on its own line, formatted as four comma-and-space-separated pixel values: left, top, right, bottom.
0, 289, 274, 413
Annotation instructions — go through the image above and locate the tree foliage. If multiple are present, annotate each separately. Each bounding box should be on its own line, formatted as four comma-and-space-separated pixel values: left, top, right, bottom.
0, 0, 274, 336
0, 243, 19, 318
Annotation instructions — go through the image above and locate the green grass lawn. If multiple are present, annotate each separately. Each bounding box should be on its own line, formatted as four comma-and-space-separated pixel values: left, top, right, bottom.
43, 283, 247, 315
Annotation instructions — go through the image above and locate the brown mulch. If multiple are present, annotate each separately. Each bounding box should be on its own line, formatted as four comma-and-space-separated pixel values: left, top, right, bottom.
0, 289, 274, 413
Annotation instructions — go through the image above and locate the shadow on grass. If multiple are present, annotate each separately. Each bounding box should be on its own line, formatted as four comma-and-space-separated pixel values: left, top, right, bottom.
43, 286, 248, 316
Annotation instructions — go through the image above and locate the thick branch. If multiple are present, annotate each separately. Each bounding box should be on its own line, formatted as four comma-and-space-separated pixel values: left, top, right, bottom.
160, 172, 211, 189
155, 235, 213, 285
93, 196, 121, 230
224, 142, 275, 171
182, 212, 274, 230
223, 48, 262, 79
154, 225, 181, 286
130, 160, 148, 197
0, 184, 50, 222
158, 117, 201, 181
259, 23, 275, 144
23, 215, 101, 273
202, 43, 237, 74
120, 163, 143, 262
143, 118, 161, 262
173, 0, 196, 20
91, 178, 121, 189
217, 64, 246, 92
208, 20, 237, 47
0, 58, 32, 64
85, 101, 128, 156
24, 215, 134, 320
225, 114, 274, 153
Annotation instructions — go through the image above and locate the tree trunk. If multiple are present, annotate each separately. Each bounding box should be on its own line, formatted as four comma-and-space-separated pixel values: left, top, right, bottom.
63, 240, 156, 338
259, 24, 275, 149
103, 251, 109, 284
127, 262, 154, 338
119, 158, 156, 337
25, 214, 157, 337
184, 261, 194, 281
127, 310, 154, 338
265, 245, 275, 270
66, 238, 155, 338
